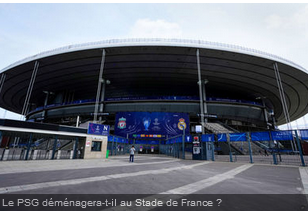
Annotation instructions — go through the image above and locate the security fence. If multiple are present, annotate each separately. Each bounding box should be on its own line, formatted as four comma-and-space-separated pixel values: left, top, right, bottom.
0, 130, 84, 161
107, 129, 308, 167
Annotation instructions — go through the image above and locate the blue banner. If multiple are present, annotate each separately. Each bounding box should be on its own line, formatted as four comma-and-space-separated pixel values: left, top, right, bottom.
87, 123, 110, 136
135, 140, 159, 145
201, 134, 215, 142
114, 112, 190, 138
271, 131, 293, 141
300, 130, 308, 140
251, 132, 270, 141
108, 135, 128, 143
217, 133, 227, 142
229, 133, 247, 142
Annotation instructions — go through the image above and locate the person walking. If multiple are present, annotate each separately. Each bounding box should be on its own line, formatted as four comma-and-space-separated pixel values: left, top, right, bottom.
129, 145, 136, 162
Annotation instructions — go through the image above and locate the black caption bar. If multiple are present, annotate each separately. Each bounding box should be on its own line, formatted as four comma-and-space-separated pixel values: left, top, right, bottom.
0, 194, 307, 211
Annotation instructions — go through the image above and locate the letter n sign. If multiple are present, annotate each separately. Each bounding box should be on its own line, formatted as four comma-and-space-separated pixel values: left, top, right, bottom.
88, 123, 110, 136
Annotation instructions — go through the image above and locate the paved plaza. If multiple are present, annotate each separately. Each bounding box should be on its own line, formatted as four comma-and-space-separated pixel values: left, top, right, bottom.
0, 155, 307, 210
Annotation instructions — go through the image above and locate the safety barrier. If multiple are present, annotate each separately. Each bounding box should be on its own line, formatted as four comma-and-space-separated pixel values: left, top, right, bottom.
106, 130, 308, 167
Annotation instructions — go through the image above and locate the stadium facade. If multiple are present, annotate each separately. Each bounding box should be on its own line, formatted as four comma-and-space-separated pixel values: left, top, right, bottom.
1, 38, 308, 134
1, 38, 308, 162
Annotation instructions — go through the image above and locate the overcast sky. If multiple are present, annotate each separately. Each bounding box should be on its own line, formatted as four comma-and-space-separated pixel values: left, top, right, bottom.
0, 3, 308, 129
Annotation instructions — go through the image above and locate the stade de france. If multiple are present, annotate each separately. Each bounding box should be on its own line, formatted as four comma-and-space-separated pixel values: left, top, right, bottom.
0, 38, 307, 165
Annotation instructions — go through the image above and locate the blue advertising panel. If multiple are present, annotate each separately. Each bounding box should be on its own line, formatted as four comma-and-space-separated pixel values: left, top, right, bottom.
87, 123, 110, 136
251, 132, 271, 141
300, 130, 308, 140
108, 136, 114, 141
217, 133, 227, 142
201, 134, 215, 142
271, 131, 293, 141
114, 112, 190, 138
229, 133, 247, 142
107, 135, 128, 143
135, 140, 159, 145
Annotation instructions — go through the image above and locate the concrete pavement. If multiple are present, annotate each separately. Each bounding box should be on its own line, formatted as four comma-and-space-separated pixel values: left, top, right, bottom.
0, 155, 307, 210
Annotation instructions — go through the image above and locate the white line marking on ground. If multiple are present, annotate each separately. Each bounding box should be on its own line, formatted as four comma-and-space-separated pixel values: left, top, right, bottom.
299, 167, 308, 195
160, 164, 253, 194
107, 164, 254, 210
0, 161, 210, 194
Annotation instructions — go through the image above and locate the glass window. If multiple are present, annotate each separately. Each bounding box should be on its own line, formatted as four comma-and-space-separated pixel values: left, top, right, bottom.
91, 141, 102, 152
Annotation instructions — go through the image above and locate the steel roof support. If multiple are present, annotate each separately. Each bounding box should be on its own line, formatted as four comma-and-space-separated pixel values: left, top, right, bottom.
196, 49, 205, 134
42, 91, 50, 121
21, 61, 39, 118
93, 49, 106, 123
0, 73, 6, 95
99, 81, 106, 123
273, 62, 297, 152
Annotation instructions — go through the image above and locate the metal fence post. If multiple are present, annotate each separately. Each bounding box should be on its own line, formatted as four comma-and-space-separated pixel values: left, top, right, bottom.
110, 136, 114, 156
294, 130, 306, 167
182, 132, 185, 159
73, 137, 79, 159
227, 134, 233, 162
247, 132, 254, 164
211, 142, 215, 161
51, 135, 58, 160
25, 133, 33, 160
273, 153, 278, 165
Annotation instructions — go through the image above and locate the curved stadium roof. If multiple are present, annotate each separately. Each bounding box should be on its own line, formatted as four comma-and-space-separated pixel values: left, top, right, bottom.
0, 38, 308, 125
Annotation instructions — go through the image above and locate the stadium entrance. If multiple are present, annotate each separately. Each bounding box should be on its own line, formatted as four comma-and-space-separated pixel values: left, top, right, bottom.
134, 140, 160, 154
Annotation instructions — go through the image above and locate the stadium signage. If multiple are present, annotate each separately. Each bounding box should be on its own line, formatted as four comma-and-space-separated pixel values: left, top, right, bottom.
114, 112, 190, 138
87, 123, 110, 136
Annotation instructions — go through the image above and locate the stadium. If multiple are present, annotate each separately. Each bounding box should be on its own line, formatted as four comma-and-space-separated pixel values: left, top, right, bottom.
0, 38, 308, 163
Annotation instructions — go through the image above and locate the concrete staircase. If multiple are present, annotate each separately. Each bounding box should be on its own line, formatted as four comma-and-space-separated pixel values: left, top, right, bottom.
204, 122, 264, 155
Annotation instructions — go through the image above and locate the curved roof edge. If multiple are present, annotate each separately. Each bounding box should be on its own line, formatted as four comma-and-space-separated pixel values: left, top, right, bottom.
1, 38, 307, 74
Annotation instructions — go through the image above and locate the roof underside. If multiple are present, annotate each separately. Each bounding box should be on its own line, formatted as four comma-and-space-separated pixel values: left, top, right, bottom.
1, 45, 308, 125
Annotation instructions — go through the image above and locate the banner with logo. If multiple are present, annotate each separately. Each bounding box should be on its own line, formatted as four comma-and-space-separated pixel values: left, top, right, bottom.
87, 123, 110, 136
271, 131, 293, 141
114, 112, 190, 138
